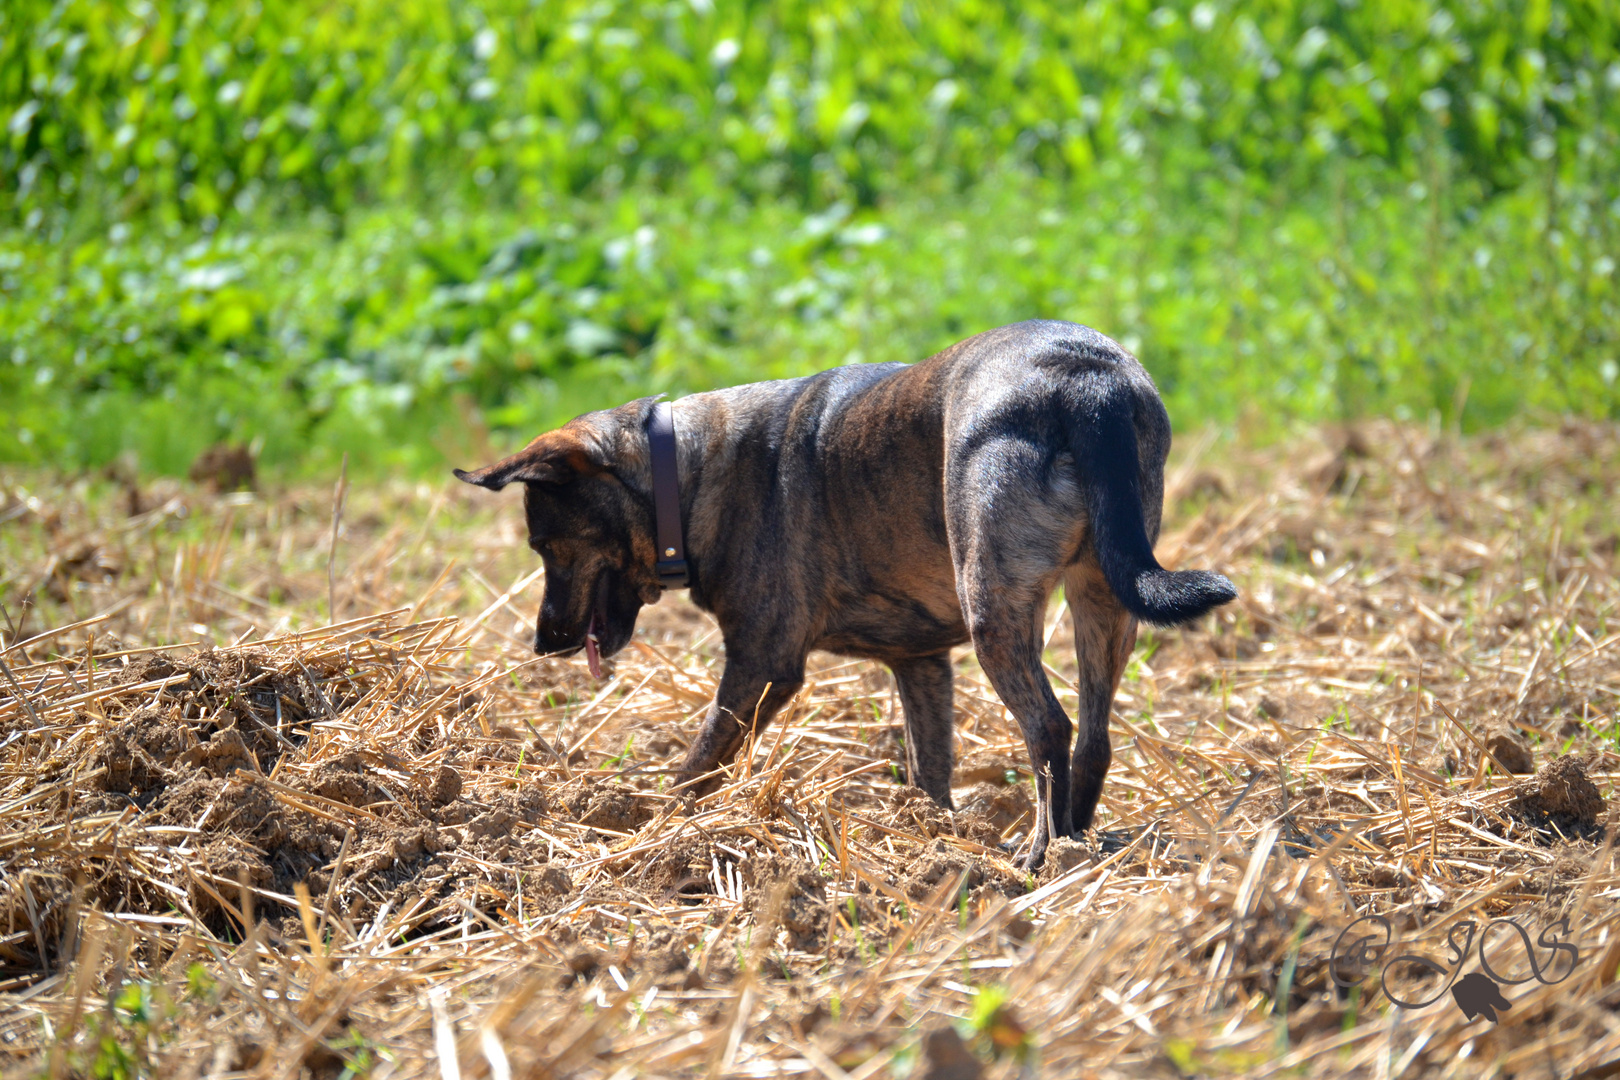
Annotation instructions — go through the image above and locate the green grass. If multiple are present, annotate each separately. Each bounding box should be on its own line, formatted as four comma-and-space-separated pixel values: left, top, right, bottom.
3, 0, 1618, 476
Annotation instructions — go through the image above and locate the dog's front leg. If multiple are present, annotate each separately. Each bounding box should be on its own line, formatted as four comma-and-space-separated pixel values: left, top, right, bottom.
677, 656, 805, 796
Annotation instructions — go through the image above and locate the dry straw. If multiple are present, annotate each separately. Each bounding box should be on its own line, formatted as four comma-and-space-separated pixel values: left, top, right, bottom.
0, 418, 1617, 1078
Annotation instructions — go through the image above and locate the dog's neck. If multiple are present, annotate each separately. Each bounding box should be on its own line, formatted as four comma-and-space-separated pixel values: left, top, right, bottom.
635, 395, 724, 606
624, 391, 791, 608
646, 401, 689, 590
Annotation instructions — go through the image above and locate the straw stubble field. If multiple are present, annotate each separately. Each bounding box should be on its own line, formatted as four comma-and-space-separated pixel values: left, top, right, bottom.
1, 419, 1618, 1079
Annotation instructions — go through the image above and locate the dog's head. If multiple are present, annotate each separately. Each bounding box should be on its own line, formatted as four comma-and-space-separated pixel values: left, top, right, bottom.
453, 403, 663, 670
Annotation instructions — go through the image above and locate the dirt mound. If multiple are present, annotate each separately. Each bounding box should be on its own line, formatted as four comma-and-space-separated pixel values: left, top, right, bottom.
902, 838, 1023, 903
146, 772, 345, 922
955, 781, 1031, 845
91, 708, 194, 800
1511, 755, 1608, 836
103, 648, 351, 767
188, 442, 256, 492
637, 928, 698, 986
742, 853, 829, 947
41, 540, 122, 602
1485, 724, 1535, 773
187, 836, 275, 924
637, 836, 717, 900
419, 763, 462, 806
916, 1025, 984, 1080
552, 779, 659, 833
954, 751, 1025, 786
1036, 837, 1090, 883
0, 638, 593, 951
304, 756, 390, 808
879, 785, 954, 839
88, 702, 286, 806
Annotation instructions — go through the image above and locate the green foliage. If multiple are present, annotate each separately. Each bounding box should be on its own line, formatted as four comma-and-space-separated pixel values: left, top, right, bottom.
963, 983, 1034, 1063
1, 0, 1618, 474
328, 1027, 387, 1079
111, 981, 158, 1026
50, 978, 179, 1080
7, 0, 1617, 219
183, 962, 217, 1003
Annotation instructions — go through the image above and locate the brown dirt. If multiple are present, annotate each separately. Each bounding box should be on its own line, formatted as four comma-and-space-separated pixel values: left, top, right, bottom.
547, 779, 661, 834
1485, 724, 1536, 774
955, 780, 1032, 845
5, 661, 588, 950
636, 835, 719, 900
188, 442, 256, 492
902, 838, 1024, 903
916, 1025, 984, 1080
954, 750, 1026, 786
1035, 837, 1090, 884
879, 784, 954, 838
420, 763, 462, 806
1511, 754, 1609, 836
305, 757, 391, 807
742, 852, 830, 947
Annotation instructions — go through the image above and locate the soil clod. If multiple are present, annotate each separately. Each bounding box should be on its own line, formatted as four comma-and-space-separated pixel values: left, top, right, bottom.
422, 763, 462, 806
1485, 724, 1535, 774
189, 442, 257, 492
1511, 754, 1607, 835
916, 1025, 984, 1080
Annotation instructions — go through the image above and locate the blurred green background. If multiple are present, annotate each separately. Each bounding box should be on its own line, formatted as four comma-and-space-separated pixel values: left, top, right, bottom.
2, 0, 1617, 475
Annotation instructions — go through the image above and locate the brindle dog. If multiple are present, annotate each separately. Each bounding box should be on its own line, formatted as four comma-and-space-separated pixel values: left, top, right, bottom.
456, 320, 1236, 869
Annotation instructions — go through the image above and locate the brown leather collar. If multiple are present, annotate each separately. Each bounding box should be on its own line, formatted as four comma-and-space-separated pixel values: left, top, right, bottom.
647, 400, 689, 590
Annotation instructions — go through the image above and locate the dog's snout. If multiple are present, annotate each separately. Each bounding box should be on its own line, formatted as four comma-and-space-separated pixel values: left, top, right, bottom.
534, 620, 571, 655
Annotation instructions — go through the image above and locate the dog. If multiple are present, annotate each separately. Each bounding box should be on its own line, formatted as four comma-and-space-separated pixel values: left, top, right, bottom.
455, 320, 1236, 869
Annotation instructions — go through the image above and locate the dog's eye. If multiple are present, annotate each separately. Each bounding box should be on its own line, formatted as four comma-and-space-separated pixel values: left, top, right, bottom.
528, 538, 547, 556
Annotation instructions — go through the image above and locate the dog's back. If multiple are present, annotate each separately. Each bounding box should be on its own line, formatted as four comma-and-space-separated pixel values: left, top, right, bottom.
674, 358, 960, 655
675, 319, 1232, 634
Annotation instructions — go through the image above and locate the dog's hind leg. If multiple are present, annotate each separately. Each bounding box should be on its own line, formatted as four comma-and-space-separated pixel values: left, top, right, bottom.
677, 654, 805, 795
961, 589, 1071, 871
890, 653, 956, 807
949, 441, 1077, 871
1062, 561, 1137, 837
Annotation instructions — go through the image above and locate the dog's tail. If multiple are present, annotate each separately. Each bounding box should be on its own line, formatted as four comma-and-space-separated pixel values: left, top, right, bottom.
1067, 384, 1237, 626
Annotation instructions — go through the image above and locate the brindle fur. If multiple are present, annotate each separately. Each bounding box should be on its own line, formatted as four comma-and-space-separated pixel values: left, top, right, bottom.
456, 320, 1236, 869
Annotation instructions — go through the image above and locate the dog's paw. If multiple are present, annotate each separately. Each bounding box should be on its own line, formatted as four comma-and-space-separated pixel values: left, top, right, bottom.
1014, 835, 1048, 874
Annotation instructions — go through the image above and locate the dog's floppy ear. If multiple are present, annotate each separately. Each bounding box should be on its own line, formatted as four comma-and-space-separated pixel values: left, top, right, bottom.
453, 430, 606, 490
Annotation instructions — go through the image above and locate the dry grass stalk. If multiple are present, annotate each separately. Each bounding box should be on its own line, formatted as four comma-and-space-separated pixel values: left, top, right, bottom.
0, 419, 1617, 1077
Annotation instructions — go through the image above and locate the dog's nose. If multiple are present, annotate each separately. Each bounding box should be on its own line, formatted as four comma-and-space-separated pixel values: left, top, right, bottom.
533, 620, 574, 655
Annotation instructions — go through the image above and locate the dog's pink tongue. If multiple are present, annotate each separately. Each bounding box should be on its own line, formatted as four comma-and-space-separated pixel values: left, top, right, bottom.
585, 614, 602, 679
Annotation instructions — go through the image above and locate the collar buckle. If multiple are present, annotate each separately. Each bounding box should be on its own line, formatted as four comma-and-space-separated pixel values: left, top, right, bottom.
656, 559, 690, 590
